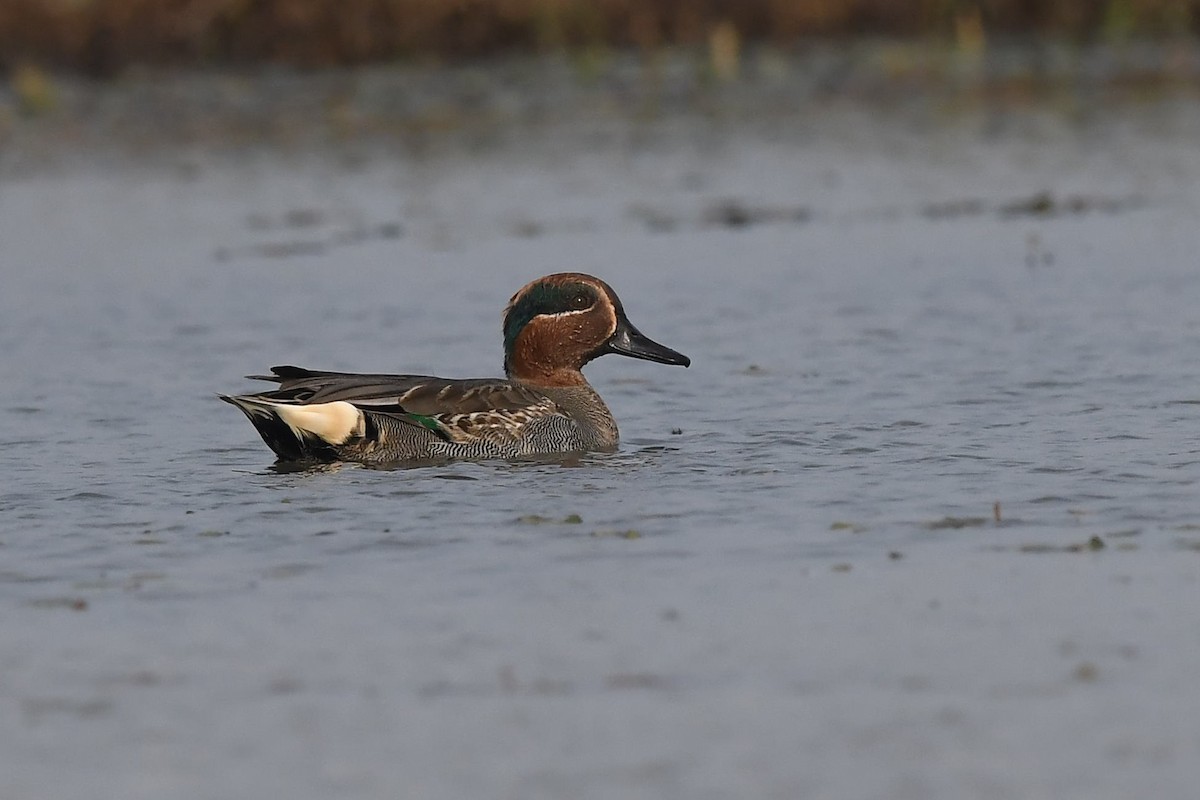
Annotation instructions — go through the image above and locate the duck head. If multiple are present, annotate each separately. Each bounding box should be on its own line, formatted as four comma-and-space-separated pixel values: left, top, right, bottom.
503, 272, 690, 386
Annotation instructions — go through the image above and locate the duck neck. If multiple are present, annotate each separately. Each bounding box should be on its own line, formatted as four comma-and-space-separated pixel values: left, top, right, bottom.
504, 338, 592, 387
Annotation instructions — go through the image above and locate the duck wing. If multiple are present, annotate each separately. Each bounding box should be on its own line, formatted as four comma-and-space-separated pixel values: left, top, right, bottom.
242, 365, 565, 448
249, 365, 547, 414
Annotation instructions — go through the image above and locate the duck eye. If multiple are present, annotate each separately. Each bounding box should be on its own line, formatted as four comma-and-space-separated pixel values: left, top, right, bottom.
569, 294, 590, 310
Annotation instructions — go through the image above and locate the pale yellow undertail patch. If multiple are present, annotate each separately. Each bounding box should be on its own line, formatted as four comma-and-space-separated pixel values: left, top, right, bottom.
274, 401, 361, 445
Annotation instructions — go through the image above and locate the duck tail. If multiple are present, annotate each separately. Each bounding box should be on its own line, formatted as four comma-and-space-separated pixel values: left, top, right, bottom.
220, 395, 363, 462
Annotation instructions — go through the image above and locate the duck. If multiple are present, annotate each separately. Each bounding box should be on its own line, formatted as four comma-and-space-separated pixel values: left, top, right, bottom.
221, 272, 690, 464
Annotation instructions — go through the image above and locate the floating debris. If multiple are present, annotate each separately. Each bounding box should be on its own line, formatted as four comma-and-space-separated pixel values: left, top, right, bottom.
219, 216, 403, 262
921, 192, 1143, 222
1016, 535, 1107, 553
283, 208, 324, 228
29, 597, 88, 611
1002, 190, 1056, 216
627, 204, 678, 233
250, 241, 329, 259
517, 513, 583, 525
702, 199, 812, 229
591, 529, 641, 539
510, 220, 543, 238
925, 516, 988, 530
922, 198, 986, 219
1106, 529, 1141, 539
999, 191, 1142, 218
375, 222, 404, 239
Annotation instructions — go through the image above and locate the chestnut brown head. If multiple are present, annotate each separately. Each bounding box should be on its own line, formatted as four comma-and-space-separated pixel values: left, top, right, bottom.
502, 273, 690, 386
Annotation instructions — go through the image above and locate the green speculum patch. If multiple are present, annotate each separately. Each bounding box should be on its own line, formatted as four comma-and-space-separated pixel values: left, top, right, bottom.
407, 412, 451, 440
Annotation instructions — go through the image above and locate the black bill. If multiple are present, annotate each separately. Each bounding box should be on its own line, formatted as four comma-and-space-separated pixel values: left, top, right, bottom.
605, 318, 691, 367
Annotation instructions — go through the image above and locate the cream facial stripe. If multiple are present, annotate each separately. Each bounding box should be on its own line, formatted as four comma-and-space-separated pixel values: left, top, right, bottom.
594, 292, 618, 339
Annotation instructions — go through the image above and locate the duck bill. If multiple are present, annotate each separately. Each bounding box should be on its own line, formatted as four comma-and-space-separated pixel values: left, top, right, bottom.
605, 319, 691, 367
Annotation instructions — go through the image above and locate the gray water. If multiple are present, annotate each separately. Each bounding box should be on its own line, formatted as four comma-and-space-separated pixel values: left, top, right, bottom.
3, 80, 1200, 799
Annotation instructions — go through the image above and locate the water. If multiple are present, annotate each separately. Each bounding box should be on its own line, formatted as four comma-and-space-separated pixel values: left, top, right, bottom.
3, 81, 1200, 799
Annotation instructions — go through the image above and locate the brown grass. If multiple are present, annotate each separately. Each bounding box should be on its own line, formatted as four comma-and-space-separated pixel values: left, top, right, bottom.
1, 0, 1197, 76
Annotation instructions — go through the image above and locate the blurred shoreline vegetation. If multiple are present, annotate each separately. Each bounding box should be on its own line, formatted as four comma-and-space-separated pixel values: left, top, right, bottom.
0, 0, 1198, 78
3, 1, 1199, 148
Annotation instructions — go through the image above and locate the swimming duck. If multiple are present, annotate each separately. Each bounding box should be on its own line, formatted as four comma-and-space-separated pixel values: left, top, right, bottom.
221, 272, 690, 464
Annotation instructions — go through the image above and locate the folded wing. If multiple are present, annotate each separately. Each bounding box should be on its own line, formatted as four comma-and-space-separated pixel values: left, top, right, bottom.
230, 366, 567, 458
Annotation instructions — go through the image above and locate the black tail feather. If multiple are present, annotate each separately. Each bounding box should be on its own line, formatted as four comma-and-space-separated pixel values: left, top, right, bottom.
220, 395, 338, 463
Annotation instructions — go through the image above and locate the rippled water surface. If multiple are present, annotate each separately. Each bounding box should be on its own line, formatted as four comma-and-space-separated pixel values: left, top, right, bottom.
4, 86, 1200, 799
